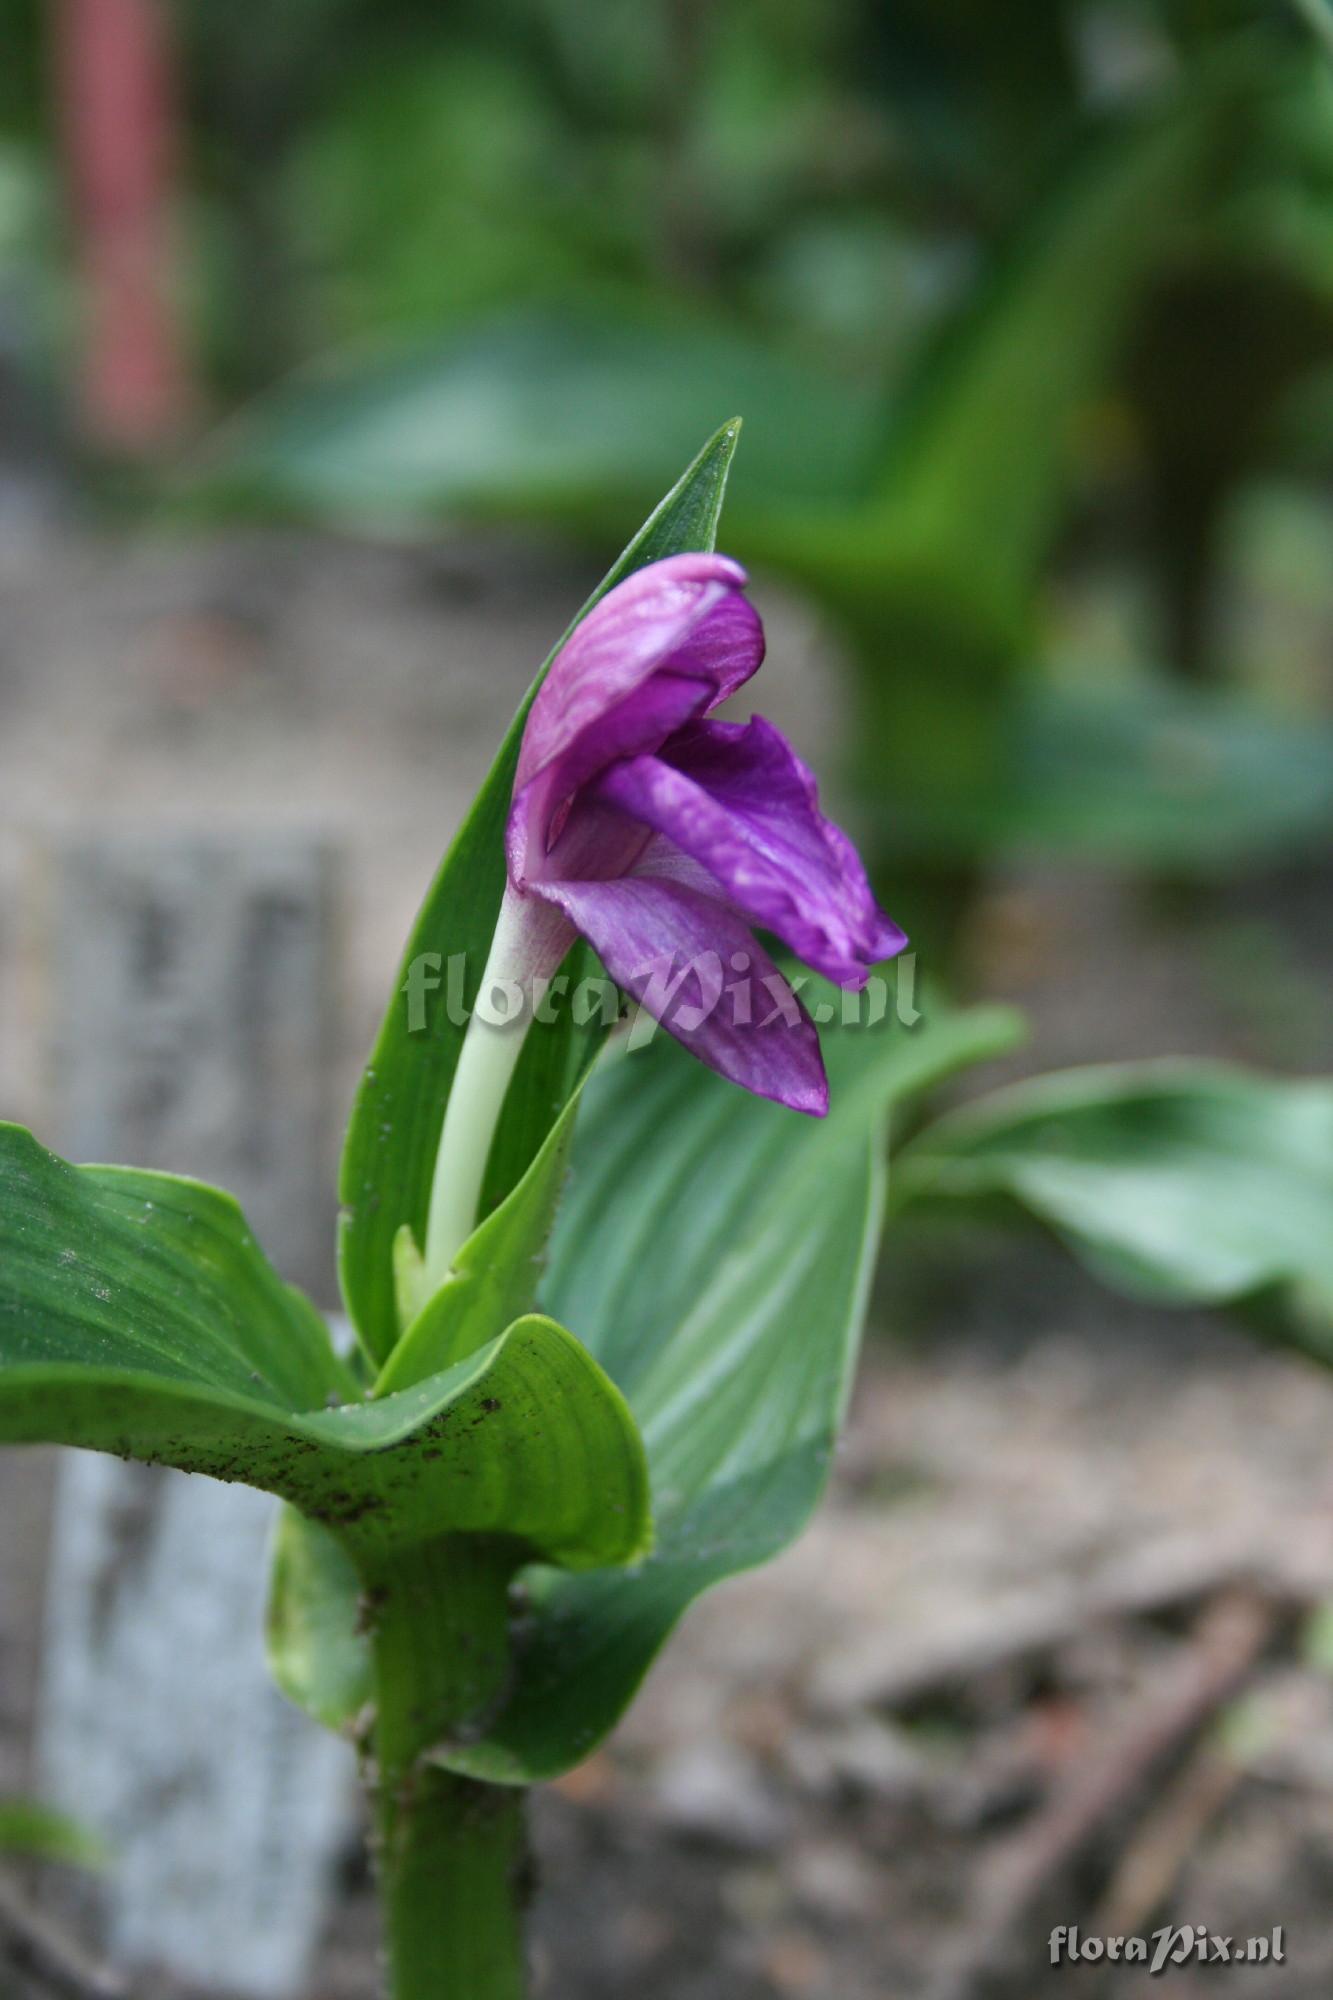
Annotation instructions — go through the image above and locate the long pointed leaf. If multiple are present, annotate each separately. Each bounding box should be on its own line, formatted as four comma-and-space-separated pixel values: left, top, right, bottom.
338, 420, 741, 1363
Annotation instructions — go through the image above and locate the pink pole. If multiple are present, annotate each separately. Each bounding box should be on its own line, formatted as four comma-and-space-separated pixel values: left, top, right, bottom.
54, 0, 192, 451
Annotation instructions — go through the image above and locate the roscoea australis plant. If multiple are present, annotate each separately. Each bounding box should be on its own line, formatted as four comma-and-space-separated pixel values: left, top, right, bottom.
0, 424, 950, 1998
6, 425, 1327, 1997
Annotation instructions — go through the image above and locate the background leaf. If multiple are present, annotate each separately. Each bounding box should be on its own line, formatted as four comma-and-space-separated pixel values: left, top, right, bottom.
0, 1799, 109, 1871
202, 84, 1220, 620
201, 307, 876, 527
894, 1063, 1333, 1329
866, 681, 1333, 864
337, 418, 742, 1365
196, 84, 1237, 906
830, 88, 1223, 627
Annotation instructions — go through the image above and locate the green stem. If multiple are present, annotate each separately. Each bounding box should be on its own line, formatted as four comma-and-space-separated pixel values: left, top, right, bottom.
366, 1534, 529, 2000
422, 891, 546, 1292
378, 1771, 527, 2000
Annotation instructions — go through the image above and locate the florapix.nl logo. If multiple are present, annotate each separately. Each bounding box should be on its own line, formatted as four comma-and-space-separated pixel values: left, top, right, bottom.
402, 947, 923, 1042
1050, 1925, 1285, 1973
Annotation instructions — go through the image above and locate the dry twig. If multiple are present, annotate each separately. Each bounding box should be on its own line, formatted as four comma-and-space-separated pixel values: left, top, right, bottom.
927, 1588, 1283, 2000
814, 1534, 1256, 1715
0, 1872, 126, 2000
1093, 1740, 1243, 1939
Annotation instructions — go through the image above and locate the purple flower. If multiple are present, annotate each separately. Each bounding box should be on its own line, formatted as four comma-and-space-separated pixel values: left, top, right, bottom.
504, 553, 906, 1115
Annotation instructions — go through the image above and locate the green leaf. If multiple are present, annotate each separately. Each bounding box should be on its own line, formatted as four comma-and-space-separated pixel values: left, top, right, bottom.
204, 83, 1217, 632
266, 1508, 372, 1732
763, 82, 1233, 846
268, 995, 1020, 1749
894, 1063, 1333, 1326
377, 1080, 588, 1397
0, 1125, 650, 1571
0, 1799, 109, 1871
849, 94, 1222, 627
194, 91, 1233, 887
337, 419, 741, 1365
426, 993, 1021, 1782
195, 306, 878, 529
0, 1128, 353, 1409
864, 680, 1333, 864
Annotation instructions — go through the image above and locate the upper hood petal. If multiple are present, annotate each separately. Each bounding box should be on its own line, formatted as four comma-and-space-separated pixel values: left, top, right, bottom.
515, 554, 762, 797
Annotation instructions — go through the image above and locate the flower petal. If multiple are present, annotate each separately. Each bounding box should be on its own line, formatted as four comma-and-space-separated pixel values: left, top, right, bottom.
512, 556, 756, 796
527, 860, 828, 1115
509, 671, 706, 886
508, 789, 652, 894
593, 716, 907, 986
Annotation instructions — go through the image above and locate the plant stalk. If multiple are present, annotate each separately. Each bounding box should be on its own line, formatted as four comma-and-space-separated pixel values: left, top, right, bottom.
422, 888, 571, 1291
366, 1534, 529, 2000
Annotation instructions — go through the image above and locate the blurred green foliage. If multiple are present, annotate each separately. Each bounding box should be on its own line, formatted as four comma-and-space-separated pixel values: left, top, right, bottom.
4, 0, 1332, 946
0, 1797, 108, 1870
896, 1059, 1333, 1338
